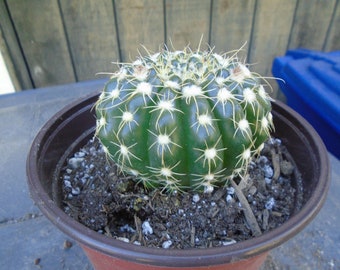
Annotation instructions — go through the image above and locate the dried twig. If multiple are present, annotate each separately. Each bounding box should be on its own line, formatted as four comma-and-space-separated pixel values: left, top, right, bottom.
190, 226, 196, 247
230, 178, 262, 237
271, 148, 281, 181
134, 214, 142, 243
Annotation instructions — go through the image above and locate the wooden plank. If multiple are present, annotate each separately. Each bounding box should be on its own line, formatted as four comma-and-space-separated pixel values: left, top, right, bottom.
165, 0, 211, 51
59, 0, 120, 81
0, 0, 32, 90
7, 0, 75, 88
288, 0, 336, 50
210, 0, 256, 59
115, 0, 164, 62
324, 1, 340, 51
248, 0, 297, 97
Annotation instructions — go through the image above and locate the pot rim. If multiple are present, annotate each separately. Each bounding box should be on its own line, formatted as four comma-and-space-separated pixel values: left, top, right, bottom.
26, 92, 330, 267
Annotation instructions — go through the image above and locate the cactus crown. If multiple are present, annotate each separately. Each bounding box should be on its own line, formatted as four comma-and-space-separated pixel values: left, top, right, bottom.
95, 47, 274, 193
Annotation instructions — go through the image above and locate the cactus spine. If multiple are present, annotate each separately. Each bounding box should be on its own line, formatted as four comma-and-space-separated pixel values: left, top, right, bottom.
95, 48, 274, 193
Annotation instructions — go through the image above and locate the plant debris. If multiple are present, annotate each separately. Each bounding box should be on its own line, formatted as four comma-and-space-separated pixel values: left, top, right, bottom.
60, 137, 303, 249
63, 240, 73, 249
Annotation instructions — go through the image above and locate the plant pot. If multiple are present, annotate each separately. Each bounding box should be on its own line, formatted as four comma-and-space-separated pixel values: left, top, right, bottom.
27, 92, 330, 270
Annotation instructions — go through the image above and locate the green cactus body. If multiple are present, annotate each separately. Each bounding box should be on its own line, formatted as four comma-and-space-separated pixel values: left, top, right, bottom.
95, 49, 274, 192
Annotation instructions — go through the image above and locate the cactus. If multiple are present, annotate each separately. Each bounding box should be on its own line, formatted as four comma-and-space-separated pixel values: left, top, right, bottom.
95, 48, 274, 193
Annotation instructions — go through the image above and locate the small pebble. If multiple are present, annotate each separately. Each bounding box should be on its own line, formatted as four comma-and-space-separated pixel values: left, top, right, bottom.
34, 258, 41, 265
142, 221, 153, 235
192, 194, 200, 203
257, 156, 269, 166
222, 239, 237, 246
227, 187, 235, 195
263, 165, 274, 178
280, 160, 294, 176
71, 187, 80, 195
63, 240, 73, 249
248, 161, 256, 169
120, 224, 136, 233
265, 197, 275, 210
268, 138, 274, 144
226, 194, 233, 203
64, 180, 72, 188
117, 237, 130, 243
265, 177, 272, 184
68, 157, 84, 169
178, 209, 184, 215
274, 138, 282, 145
75, 151, 85, 158
162, 240, 173, 249
204, 185, 214, 193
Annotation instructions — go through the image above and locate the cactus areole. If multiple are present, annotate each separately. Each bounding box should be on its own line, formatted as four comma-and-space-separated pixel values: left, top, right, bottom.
95, 48, 274, 193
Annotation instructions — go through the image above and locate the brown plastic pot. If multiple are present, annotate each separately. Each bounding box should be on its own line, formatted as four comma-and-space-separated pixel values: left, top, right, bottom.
27, 92, 330, 270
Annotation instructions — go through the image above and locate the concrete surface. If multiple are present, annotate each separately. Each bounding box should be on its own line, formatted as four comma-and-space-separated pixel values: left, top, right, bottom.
0, 80, 339, 269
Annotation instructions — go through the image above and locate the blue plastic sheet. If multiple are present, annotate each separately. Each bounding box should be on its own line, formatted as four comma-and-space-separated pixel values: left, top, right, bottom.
272, 49, 340, 159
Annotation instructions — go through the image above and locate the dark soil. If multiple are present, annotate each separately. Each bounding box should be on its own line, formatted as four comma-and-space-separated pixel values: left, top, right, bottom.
61, 137, 303, 249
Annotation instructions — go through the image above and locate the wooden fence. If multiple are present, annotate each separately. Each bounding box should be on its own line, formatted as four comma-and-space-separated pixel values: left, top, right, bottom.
0, 0, 339, 98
